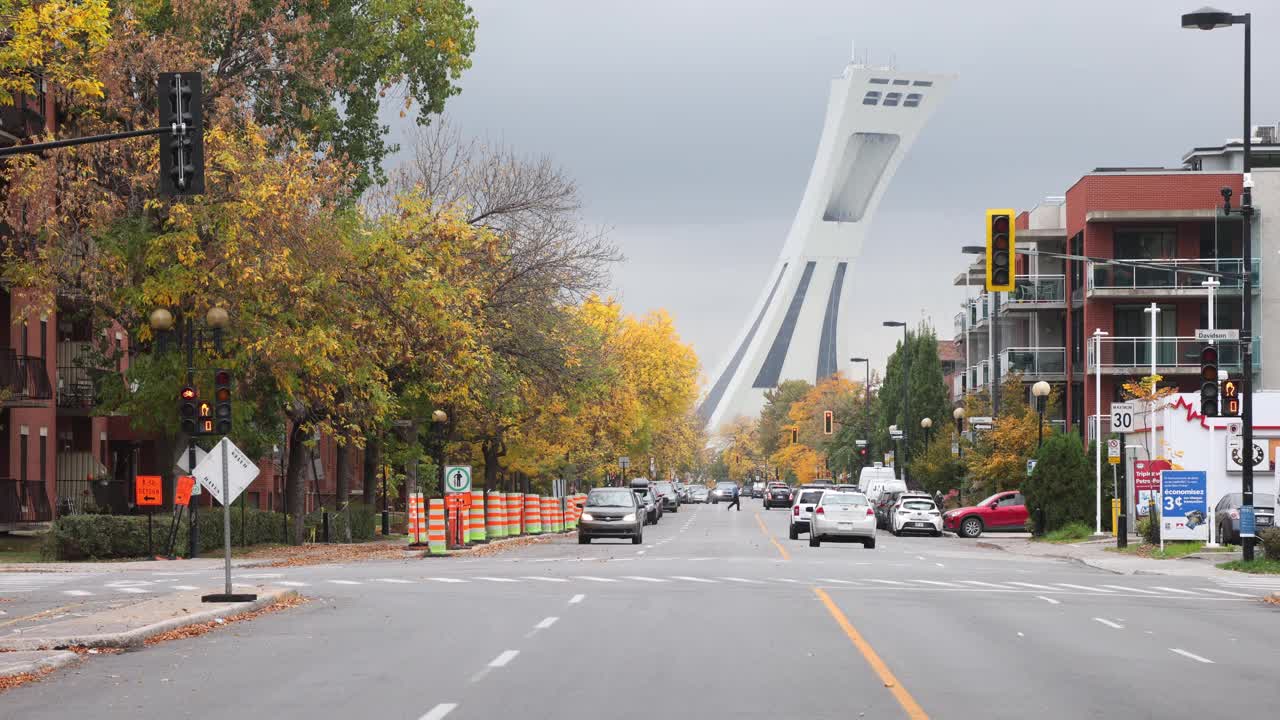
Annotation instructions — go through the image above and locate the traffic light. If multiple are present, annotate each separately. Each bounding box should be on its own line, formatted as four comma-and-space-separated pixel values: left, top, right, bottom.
823, 410, 834, 435
1221, 375, 1241, 417
179, 386, 198, 435
214, 369, 232, 434
790, 427, 798, 444
159, 72, 203, 195
858, 446, 868, 461
1200, 345, 1219, 417
985, 209, 1016, 292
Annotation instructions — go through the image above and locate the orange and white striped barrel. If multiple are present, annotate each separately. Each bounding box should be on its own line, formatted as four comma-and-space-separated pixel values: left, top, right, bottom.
406, 492, 420, 543
469, 490, 486, 543
416, 494, 427, 545
427, 498, 447, 554
486, 491, 505, 539
525, 494, 542, 534
540, 497, 552, 533
506, 492, 522, 536
551, 498, 564, 532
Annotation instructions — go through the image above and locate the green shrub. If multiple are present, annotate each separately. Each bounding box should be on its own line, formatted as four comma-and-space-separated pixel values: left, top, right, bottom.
1259, 527, 1280, 561
304, 502, 378, 542
1138, 515, 1160, 545
1024, 432, 1092, 534
43, 514, 155, 560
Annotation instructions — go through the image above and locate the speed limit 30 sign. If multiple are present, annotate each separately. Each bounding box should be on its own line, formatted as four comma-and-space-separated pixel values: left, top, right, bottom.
1110, 402, 1137, 433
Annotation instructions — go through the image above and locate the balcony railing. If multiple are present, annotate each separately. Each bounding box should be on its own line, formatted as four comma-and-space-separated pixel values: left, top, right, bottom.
1088, 336, 1259, 371
1000, 347, 1066, 377
954, 311, 965, 339
968, 360, 990, 390
0, 479, 52, 523
1005, 275, 1066, 306
56, 341, 103, 409
1087, 258, 1259, 295
0, 349, 53, 403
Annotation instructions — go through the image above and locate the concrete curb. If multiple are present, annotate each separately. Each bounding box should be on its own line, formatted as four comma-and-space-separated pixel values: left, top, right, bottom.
0, 650, 80, 679
0, 589, 297, 652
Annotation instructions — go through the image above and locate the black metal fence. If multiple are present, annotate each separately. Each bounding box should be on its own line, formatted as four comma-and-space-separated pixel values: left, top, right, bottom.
0, 478, 52, 523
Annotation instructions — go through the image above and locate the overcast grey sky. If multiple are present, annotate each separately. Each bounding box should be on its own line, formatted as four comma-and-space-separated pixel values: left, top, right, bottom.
386, 0, 1280, 385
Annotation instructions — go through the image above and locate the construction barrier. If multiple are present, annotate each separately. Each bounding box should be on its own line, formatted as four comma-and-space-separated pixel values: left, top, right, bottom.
469, 489, 486, 543
487, 491, 505, 540
506, 492, 523, 536
524, 493, 542, 535
407, 492, 421, 544
416, 494, 427, 546
551, 498, 564, 532
428, 498, 447, 555
540, 497, 553, 533
565, 493, 582, 529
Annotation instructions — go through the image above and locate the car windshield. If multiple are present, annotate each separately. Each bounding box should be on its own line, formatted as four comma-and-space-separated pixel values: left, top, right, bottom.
902, 500, 935, 511
587, 490, 634, 507
654, 482, 673, 491
821, 493, 867, 507
716, 483, 736, 490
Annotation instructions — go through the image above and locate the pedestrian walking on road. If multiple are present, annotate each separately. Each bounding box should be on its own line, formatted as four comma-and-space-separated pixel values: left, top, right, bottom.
727, 484, 741, 511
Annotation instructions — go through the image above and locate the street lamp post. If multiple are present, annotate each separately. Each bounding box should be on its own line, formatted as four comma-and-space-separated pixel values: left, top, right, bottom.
150, 305, 229, 559
851, 356, 871, 461
1032, 380, 1051, 449
921, 417, 932, 451
883, 321, 909, 482
429, 409, 455, 548
953, 406, 966, 506
1182, 6, 1256, 561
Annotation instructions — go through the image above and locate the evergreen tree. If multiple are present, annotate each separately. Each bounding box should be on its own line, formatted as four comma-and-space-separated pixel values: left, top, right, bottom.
1025, 432, 1092, 533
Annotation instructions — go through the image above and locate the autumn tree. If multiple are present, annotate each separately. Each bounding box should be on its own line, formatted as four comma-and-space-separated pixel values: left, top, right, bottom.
757, 380, 811, 459
0, 0, 111, 106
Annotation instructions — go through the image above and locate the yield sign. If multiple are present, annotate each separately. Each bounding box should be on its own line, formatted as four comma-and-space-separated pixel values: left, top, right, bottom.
193, 437, 260, 505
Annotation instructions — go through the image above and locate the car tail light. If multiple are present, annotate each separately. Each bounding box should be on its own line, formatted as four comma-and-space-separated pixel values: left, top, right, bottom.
816, 507, 825, 515
793, 506, 800, 516
866, 507, 875, 517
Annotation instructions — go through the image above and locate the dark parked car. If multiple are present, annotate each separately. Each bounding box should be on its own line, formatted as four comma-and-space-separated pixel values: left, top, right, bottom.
578, 487, 644, 544
763, 483, 793, 509
630, 479, 663, 524
1214, 492, 1275, 545
653, 481, 681, 512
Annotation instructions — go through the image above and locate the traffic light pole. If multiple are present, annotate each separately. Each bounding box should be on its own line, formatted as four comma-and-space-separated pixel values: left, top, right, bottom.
185, 317, 199, 559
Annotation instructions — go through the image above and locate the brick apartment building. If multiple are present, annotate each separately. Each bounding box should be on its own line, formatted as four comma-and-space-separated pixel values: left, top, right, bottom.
953, 125, 1280, 445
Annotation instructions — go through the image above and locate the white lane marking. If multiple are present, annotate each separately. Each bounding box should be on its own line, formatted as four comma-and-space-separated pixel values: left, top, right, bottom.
1101, 585, 1159, 595
935, 563, 945, 568
912, 580, 959, 587
1017, 632, 1025, 637
1007, 582, 1056, 591
62, 590, 93, 596
636, 550, 646, 555
119, 587, 149, 594
867, 579, 909, 586
1198, 587, 1256, 597
573, 576, 618, 583
1056, 583, 1114, 593
718, 577, 765, 584
960, 580, 1010, 589
569, 594, 585, 604
420, 702, 458, 720
427, 577, 467, 583
817, 578, 856, 585
623, 576, 667, 583
915, 556, 926, 560
671, 576, 717, 583
172, 584, 200, 591
534, 616, 558, 630
1169, 648, 1214, 664
520, 576, 568, 583
475, 577, 520, 583
1036, 596, 1061, 605
376, 578, 414, 584
329, 580, 362, 585
488, 650, 519, 667
773, 578, 803, 584
1093, 617, 1125, 629
276, 581, 309, 587
239, 573, 283, 579
1151, 586, 1200, 596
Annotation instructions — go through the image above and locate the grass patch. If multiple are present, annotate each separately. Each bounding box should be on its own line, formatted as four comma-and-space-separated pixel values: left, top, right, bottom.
1217, 558, 1280, 574
1104, 541, 1206, 559
0, 533, 48, 563
1038, 522, 1094, 544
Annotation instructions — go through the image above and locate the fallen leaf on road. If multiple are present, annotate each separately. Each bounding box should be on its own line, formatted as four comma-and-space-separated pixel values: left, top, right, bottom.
143, 595, 308, 646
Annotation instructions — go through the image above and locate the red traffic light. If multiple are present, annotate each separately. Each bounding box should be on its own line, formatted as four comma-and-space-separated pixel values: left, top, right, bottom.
180, 386, 197, 400
214, 370, 231, 386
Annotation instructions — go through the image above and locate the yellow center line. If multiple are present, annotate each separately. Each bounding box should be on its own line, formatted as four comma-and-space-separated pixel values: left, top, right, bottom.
753, 511, 790, 561
813, 587, 929, 720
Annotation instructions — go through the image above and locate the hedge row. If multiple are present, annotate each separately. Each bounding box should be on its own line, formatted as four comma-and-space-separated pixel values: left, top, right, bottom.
43, 502, 380, 560
1260, 527, 1280, 561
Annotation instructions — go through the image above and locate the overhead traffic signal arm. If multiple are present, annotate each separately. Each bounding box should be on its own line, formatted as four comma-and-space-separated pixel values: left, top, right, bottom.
985, 209, 1016, 292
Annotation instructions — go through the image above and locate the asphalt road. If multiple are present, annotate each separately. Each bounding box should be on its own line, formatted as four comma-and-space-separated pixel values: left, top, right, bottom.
5, 498, 1280, 719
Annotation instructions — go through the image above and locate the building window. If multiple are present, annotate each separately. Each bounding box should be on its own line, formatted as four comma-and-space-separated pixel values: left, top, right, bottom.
869, 78, 890, 84
904, 93, 923, 108
19, 429, 28, 484
912, 80, 933, 87
883, 92, 901, 107
892, 79, 910, 85
862, 91, 881, 105
1114, 228, 1175, 260
1113, 304, 1176, 365
39, 318, 47, 358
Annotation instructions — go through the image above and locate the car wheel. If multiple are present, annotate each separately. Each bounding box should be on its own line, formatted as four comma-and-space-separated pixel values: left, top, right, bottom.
789, 525, 799, 540
864, 537, 876, 549
633, 532, 643, 545
932, 530, 943, 538
960, 516, 984, 539
809, 535, 820, 548
578, 535, 590, 544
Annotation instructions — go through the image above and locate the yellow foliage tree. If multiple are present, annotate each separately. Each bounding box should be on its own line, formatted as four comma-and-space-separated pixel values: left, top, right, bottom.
0, 0, 111, 106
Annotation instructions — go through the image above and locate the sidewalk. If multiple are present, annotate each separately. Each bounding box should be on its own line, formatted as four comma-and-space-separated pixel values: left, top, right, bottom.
973, 535, 1248, 581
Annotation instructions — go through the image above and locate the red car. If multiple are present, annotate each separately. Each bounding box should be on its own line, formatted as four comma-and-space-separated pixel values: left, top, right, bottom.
943, 491, 1028, 538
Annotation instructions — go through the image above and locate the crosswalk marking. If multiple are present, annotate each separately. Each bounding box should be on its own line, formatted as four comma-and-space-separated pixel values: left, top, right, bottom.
329, 580, 362, 585
817, 578, 856, 585
1101, 585, 1159, 595
427, 577, 467, 583
623, 576, 667, 583
1056, 583, 1114, 593
912, 580, 958, 587
62, 589, 93, 596
718, 577, 764, 584
375, 578, 414, 584
671, 576, 717, 583
1093, 617, 1124, 629
1198, 587, 1256, 597
520, 576, 569, 583
959, 580, 1008, 589
1150, 586, 1199, 596
476, 577, 520, 583
867, 579, 909, 586
1006, 581, 1055, 590
572, 576, 618, 583
118, 587, 149, 594
276, 581, 310, 587
172, 584, 200, 591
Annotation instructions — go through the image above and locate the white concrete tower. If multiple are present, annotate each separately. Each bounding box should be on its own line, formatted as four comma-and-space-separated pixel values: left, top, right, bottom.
700, 59, 955, 432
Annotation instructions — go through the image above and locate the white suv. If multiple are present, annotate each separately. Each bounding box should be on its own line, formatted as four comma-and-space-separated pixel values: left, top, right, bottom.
891, 495, 943, 537
788, 488, 827, 539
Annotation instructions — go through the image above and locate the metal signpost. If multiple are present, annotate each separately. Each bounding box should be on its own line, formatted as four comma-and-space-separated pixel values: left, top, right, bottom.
444, 466, 472, 547
193, 437, 260, 603
618, 456, 630, 486
135, 475, 163, 555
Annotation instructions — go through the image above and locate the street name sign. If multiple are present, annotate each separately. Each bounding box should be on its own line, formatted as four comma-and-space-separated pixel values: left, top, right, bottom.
1195, 328, 1239, 342
444, 465, 472, 494
1110, 402, 1137, 433
192, 437, 260, 505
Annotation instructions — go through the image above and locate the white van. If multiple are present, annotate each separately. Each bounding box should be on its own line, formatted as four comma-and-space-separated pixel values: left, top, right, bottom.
858, 465, 905, 503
